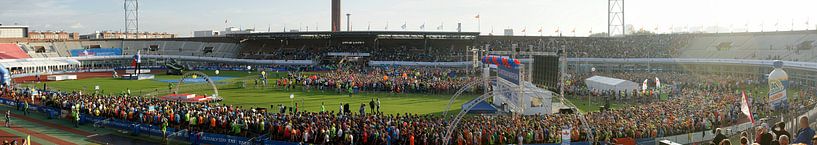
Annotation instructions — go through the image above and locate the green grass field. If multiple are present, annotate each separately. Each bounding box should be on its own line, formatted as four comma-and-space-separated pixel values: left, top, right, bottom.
21, 70, 478, 115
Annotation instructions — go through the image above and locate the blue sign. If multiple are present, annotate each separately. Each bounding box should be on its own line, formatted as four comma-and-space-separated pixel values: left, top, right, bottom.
498, 65, 520, 85
69, 48, 123, 56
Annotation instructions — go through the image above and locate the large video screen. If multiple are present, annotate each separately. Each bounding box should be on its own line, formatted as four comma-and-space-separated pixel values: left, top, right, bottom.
532, 55, 560, 92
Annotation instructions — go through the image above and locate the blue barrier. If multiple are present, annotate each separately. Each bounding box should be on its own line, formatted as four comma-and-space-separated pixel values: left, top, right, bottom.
69, 48, 122, 56
527, 141, 593, 145
637, 138, 657, 145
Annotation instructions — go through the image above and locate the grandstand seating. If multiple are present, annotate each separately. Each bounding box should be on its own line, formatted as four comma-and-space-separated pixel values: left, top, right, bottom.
16, 39, 241, 58
0, 43, 30, 59
679, 31, 817, 61
6, 31, 817, 62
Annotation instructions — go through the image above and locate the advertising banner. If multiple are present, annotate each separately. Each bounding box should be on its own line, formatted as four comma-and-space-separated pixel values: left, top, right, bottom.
70, 48, 123, 56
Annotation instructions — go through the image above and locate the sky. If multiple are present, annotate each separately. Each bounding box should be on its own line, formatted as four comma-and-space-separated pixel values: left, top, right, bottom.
1, 0, 816, 37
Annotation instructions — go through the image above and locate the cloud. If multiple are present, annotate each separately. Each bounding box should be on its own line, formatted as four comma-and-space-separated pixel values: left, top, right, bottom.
70, 22, 84, 29
0, 0, 77, 18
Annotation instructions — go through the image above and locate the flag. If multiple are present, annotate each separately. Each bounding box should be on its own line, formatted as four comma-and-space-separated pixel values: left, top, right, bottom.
655, 77, 661, 89
475, 14, 480, 19
740, 91, 755, 125
420, 24, 425, 29
225, 19, 228, 24
401, 23, 407, 30
589, 28, 593, 34
555, 27, 560, 33
537, 28, 543, 33
571, 28, 575, 33
642, 79, 648, 93
521, 28, 526, 32
131, 50, 141, 67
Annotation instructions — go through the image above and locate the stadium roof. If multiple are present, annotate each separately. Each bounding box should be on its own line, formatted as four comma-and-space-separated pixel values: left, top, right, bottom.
0, 57, 80, 68
584, 75, 639, 92
228, 31, 480, 40
585, 76, 630, 85
0, 25, 29, 28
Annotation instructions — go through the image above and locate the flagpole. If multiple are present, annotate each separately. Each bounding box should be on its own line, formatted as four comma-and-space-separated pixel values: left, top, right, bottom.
477, 14, 481, 34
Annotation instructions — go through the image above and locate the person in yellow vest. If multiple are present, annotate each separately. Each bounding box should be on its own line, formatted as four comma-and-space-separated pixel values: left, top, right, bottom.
189, 113, 197, 131
73, 106, 80, 128
161, 117, 168, 143
23, 101, 29, 116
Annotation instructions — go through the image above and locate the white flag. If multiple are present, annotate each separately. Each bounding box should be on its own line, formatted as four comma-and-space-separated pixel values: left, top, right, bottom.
642, 79, 648, 93
655, 77, 661, 89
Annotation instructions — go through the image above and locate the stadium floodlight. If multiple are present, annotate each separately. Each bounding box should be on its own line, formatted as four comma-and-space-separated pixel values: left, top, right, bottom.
608, 0, 624, 37
124, 0, 139, 39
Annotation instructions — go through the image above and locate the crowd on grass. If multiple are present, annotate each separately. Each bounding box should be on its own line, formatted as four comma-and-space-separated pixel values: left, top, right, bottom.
564, 71, 817, 116
5, 69, 817, 145
275, 66, 480, 94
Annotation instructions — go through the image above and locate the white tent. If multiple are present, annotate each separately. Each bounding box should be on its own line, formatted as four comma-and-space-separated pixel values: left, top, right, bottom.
584, 76, 638, 92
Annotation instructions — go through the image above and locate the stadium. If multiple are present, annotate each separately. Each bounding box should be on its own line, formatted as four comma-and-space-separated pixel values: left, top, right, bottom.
1, 0, 817, 145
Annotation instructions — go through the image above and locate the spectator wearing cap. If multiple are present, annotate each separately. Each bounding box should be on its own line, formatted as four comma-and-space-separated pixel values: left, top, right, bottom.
795, 116, 815, 145
780, 135, 789, 145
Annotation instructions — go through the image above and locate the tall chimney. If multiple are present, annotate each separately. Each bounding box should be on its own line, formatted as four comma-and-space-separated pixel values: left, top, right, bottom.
331, 0, 341, 32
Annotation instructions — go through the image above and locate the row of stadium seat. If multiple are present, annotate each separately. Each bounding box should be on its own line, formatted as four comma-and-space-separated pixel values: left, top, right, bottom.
14, 40, 241, 58
679, 31, 817, 61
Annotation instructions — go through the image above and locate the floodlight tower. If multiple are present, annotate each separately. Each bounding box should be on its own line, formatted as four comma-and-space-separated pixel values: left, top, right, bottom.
124, 0, 139, 39
607, 0, 624, 37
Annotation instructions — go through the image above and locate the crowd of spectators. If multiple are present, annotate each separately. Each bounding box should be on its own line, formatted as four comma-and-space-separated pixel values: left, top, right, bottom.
238, 39, 471, 62
276, 66, 479, 94
479, 34, 691, 58
238, 35, 696, 62
3, 69, 802, 145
